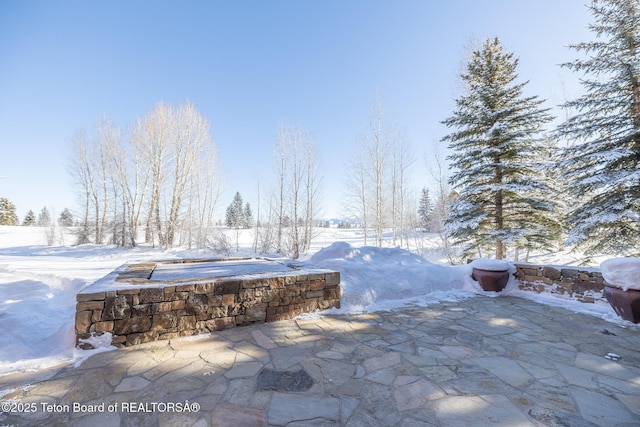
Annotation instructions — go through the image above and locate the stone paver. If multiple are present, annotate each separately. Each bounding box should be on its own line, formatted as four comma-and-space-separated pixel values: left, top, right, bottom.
1, 296, 639, 426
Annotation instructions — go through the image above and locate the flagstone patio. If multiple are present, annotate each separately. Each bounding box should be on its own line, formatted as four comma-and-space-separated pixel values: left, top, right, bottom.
1, 295, 639, 426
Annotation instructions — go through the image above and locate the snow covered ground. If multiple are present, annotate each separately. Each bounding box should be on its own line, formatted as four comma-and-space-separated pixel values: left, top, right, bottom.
0, 225, 635, 378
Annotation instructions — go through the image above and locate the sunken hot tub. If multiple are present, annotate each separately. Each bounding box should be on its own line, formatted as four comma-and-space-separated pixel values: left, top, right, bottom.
75, 258, 340, 348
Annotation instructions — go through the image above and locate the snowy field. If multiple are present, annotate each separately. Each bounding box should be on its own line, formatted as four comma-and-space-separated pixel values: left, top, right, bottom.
0, 225, 634, 378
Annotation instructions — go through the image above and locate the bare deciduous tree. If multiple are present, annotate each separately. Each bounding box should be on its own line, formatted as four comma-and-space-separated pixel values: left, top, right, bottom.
68, 101, 221, 249
68, 129, 93, 245
366, 96, 389, 247
389, 127, 413, 247
343, 140, 369, 244
268, 124, 321, 258
427, 144, 460, 264
345, 94, 412, 247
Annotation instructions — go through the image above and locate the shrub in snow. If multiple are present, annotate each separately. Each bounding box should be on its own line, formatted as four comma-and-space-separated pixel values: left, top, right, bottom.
207, 230, 233, 256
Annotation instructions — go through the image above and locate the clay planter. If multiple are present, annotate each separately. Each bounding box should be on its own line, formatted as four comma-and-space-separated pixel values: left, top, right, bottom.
472, 268, 510, 292
600, 257, 640, 324
603, 283, 640, 324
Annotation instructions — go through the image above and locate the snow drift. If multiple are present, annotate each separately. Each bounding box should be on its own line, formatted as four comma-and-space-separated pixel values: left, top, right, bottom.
309, 242, 475, 313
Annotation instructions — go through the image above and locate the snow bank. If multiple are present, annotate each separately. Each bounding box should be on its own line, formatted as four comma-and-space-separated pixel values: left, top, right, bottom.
0, 230, 171, 377
309, 242, 476, 313
601, 257, 640, 291
0, 252, 126, 376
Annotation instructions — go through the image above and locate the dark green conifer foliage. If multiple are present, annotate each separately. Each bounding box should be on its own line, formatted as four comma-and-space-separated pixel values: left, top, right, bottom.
22, 209, 36, 226
557, 0, 640, 255
442, 38, 560, 260
0, 198, 19, 225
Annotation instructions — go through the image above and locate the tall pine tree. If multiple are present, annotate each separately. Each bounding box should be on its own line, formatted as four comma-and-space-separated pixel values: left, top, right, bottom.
37, 207, 51, 227
442, 38, 559, 260
22, 209, 36, 226
225, 192, 245, 228
243, 203, 253, 229
417, 187, 433, 232
557, 0, 640, 256
58, 208, 74, 227
225, 191, 246, 251
0, 198, 18, 225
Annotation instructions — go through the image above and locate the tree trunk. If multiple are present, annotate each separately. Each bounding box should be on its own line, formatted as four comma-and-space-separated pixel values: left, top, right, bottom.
495, 187, 504, 259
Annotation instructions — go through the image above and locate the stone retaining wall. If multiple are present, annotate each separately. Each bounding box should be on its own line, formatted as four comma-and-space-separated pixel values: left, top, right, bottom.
514, 262, 604, 301
76, 264, 340, 348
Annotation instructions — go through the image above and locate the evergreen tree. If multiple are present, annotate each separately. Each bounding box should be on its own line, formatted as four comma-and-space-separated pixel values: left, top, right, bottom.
0, 197, 18, 225
22, 209, 36, 226
417, 187, 433, 232
37, 207, 51, 227
58, 208, 74, 227
442, 37, 559, 260
225, 192, 245, 228
488, 136, 566, 261
557, 0, 640, 255
225, 191, 245, 251
243, 203, 253, 229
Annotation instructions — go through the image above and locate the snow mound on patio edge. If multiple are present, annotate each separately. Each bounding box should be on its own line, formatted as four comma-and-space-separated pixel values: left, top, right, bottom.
309, 242, 475, 313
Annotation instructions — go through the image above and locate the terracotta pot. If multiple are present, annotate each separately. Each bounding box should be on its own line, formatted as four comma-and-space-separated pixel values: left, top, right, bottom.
472, 268, 509, 292
603, 282, 640, 323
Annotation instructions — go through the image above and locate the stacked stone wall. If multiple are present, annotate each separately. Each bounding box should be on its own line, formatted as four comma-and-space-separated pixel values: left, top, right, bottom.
76, 269, 340, 348
514, 263, 604, 301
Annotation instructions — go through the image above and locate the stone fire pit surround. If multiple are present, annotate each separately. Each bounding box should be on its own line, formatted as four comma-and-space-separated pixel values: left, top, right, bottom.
75, 258, 340, 348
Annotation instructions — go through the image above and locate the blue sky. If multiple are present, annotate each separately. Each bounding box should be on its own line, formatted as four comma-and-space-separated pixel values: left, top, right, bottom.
0, 1, 593, 221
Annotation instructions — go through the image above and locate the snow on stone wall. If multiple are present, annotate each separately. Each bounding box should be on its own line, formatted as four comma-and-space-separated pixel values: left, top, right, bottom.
76, 260, 340, 348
